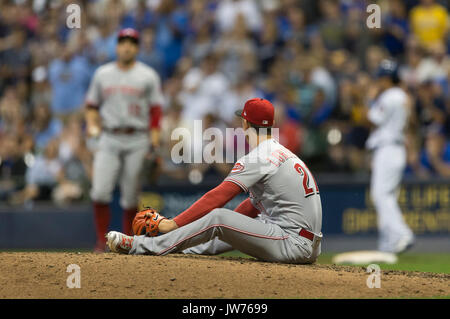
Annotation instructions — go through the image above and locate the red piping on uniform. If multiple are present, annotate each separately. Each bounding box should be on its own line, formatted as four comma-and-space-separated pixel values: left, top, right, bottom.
224, 177, 248, 193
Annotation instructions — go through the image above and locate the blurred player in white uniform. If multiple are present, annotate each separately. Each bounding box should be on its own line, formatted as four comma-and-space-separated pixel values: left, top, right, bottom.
84, 28, 164, 252
366, 60, 415, 253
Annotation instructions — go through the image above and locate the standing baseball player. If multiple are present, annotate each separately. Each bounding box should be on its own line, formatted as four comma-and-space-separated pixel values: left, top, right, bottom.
106, 98, 323, 264
366, 59, 415, 254
85, 28, 164, 252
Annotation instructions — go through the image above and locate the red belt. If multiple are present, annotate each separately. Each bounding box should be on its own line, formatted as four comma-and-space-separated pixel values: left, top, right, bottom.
299, 228, 314, 241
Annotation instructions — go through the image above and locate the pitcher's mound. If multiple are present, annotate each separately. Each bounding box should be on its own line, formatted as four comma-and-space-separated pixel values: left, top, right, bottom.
0, 252, 448, 298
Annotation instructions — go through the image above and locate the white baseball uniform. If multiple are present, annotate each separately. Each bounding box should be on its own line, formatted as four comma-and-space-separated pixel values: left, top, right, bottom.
131, 138, 323, 264
366, 86, 414, 252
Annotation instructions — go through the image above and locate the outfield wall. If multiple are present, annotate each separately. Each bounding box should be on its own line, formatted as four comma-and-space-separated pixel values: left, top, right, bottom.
0, 177, 448, 249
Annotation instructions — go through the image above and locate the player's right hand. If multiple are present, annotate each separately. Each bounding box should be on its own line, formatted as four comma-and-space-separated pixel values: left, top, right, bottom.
87, 124, 101, 137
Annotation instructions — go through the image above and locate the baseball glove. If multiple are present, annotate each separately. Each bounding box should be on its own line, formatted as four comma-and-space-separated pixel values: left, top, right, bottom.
132, 207, 166, 237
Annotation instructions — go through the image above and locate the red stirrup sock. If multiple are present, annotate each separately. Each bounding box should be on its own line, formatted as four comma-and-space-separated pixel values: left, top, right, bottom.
122, 207, 138, 235
93, 202, 111, 249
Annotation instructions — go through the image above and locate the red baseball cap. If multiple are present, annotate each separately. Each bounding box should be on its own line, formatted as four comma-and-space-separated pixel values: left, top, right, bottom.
118, 28, 140, 44
235, 98, 275, 127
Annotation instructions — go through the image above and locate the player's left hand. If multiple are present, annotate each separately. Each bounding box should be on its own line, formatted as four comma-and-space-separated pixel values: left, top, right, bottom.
132, 207, 167, 237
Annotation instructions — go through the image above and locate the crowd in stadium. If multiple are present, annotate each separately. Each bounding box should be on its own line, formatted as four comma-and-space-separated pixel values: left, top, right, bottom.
0, 0, 449, 205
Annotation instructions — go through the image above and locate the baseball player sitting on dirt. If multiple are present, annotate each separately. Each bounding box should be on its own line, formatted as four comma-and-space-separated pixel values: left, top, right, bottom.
106, 98, 323, 264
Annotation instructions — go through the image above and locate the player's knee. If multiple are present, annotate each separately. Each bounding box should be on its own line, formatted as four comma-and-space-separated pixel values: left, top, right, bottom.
90, 188, 113, 203
208, 208, 226, 223
208, 208, 237, 226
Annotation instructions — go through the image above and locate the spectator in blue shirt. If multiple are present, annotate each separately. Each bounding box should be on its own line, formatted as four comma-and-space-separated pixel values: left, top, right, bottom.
120, 0, 155, 31
420, 126, 450, 177
31, 102, 63, 152
91, 20, 120, 66
48, 47, 91, 116
153, 0, 189, 77
382, 0, 409, 57
138, 28, 164, 77
9, 138, 62, 205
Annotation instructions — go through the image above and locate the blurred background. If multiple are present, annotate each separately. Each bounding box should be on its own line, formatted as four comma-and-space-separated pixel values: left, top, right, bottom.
0, 0, 449, 252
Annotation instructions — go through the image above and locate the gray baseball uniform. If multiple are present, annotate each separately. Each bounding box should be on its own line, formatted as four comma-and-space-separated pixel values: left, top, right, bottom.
86, 61, 163, 208
131, 138, 323, 264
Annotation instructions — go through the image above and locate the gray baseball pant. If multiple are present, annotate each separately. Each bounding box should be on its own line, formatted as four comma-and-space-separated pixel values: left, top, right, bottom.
130, 208, 322, 264
90, 132, 148, 209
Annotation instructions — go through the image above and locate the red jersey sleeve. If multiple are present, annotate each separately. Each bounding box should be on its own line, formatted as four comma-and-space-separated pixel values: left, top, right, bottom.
149, 105, 162, 129
173, 181, 243, 227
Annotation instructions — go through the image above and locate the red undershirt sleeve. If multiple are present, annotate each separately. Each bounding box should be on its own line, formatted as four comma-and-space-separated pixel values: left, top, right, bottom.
149, 105, 162, 129
234, 198, 260, 218
173, 181, 243, 227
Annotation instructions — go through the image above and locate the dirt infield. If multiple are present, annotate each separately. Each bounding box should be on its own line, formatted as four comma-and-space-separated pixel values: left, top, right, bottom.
0, 252, 448, 299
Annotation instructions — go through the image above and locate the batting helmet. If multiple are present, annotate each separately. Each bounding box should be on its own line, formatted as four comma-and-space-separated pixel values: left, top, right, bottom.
117, 28, 140, 44
376, 59, 400, 83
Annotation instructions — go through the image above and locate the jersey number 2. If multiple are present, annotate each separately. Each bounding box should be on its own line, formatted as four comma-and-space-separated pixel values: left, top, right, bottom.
294, 163, 319, 198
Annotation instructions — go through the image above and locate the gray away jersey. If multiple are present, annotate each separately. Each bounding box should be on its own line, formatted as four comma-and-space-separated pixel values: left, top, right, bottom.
85, 61, 164, 130
224, 139, 322, 235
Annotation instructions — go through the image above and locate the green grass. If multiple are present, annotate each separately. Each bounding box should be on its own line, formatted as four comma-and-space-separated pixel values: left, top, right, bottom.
220, 251, 450, 274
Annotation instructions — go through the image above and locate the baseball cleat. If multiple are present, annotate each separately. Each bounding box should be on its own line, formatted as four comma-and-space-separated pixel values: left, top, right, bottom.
393, 235, 415, 254
105, 231, 134, 254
